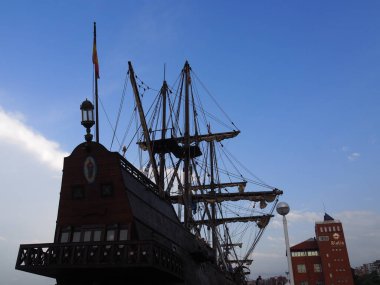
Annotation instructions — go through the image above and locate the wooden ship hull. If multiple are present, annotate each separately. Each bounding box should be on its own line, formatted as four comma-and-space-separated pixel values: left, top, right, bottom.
16, 142, 247, 284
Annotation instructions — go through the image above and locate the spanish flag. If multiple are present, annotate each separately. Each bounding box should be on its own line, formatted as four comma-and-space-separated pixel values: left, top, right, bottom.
92, 22, 100, 79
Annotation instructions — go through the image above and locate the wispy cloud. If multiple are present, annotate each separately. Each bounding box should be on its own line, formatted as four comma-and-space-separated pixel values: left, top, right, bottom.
0, 107, 68, 170
341, 146, 349, 152
348, 152, 360, 161
340, 145, 360, 161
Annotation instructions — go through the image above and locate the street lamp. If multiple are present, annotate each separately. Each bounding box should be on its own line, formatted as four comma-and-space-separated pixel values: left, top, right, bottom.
80, 99, 95, 142
276, 202, 294, 285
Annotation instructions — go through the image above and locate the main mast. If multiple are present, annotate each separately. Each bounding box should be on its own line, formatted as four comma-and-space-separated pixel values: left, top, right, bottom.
183, 61, 192, 228
159, 80, 168, 194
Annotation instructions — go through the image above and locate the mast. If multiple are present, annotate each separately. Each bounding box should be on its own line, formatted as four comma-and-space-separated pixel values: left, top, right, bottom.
159, 80, 168, 194
126, 60, 283, 276
128, 61, 160, 188
184, 61, 192, 228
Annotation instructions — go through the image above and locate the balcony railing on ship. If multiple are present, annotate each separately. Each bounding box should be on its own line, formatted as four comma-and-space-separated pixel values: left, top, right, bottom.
16, 240, 183, 280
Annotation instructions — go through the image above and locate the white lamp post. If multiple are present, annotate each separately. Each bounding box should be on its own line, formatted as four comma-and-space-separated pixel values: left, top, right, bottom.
276, 202, 294, 285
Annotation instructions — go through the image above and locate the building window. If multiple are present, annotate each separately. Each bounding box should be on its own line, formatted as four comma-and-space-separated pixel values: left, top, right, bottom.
72, 231, 81, 242
60, 232, 69, 243
72, 185, 85, 200
94, 230, 102, 241
57, 225, 130, 243
106, 229, 116, 241
101, 183, 113, 197
320, 227, 324, 233
82, 229, 103, 242
314, 264, 322, 272
83, 230, 92, 242
337, 226, 341, 231
324, 227, 327, 232
318, 236, 329, 241
328, 226, 332, 232
297, 264, 307, 273
300, 282, 308, 285
292, 251, 307, 257
119, 229, 128, 240
333, 226, 336, 231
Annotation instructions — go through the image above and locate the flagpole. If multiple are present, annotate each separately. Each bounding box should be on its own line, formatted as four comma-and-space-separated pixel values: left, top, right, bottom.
93, 22, 99, 143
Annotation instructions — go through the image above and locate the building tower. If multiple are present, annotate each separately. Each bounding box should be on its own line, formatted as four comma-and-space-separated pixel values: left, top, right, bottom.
290, 213, 354, 285
315, 213, 354, 285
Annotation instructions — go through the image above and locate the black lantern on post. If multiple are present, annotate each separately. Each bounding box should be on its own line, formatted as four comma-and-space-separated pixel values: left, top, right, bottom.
80, 99, 95, 142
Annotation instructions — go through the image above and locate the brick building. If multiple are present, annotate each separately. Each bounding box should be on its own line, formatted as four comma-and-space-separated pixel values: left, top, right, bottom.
290, 213, 354, 285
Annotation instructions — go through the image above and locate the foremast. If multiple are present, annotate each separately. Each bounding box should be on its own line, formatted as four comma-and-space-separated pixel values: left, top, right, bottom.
128, 61, 160, 191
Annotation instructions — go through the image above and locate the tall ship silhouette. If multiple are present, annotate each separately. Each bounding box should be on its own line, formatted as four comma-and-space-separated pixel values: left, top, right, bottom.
16, 24, 283, 285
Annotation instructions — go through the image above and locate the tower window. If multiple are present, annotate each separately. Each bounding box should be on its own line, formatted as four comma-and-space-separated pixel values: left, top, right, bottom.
106, 229, 116, 241
120, 229, 128, 240
318, 236, 329, 241
72, 231, 81, 242
60, 232, 69, 243
297, 264, 306, 273
72, 185, 85, 200
84, 230, 92, 242
314, 264, 322, 272
94, 230, 102, 241
101, 183, 114, 197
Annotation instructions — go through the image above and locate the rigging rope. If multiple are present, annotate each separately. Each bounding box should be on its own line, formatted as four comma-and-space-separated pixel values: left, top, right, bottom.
192, 70, 240, 131
98, 97, 122, 149
111, 71, 129, 150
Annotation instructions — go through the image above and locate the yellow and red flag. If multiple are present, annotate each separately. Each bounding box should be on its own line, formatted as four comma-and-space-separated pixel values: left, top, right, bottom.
92, 23, 100, 79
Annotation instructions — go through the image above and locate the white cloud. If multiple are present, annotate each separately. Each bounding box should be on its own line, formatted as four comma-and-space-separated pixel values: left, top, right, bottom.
0, 108, 61, 285
348, 152, 360, 161
340, 146, 360, 161
341, 146, 349, 152
0, 107, 68, 170
287, 210, 321, 224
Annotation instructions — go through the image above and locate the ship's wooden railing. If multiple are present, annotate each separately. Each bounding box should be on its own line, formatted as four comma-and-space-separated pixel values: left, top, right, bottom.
119, 156, 159, 195
16, 240, 182, 279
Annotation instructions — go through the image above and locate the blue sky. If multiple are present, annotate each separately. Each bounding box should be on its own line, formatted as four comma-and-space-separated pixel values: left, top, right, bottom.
0, 1, 380, 284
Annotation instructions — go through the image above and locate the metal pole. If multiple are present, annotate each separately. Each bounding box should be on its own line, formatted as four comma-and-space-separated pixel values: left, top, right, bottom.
93, 22, 100, 143
282, 215, 294, 285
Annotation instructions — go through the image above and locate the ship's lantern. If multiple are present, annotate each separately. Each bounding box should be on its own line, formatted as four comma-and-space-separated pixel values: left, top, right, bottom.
80, 99, 95, 142
80, 99, 95, 128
